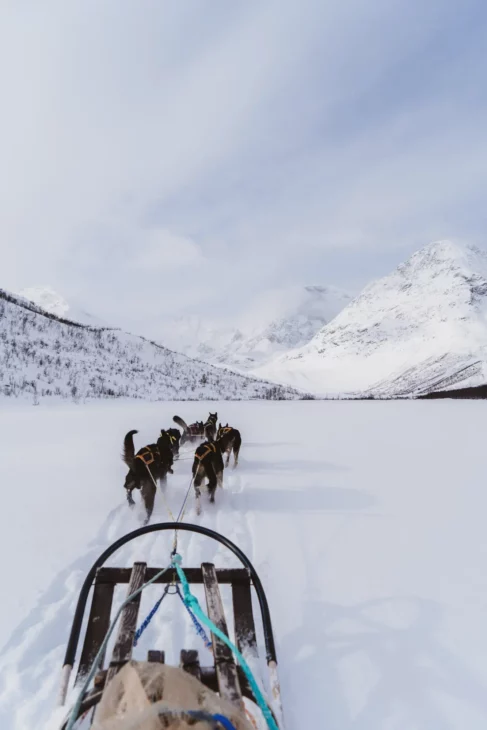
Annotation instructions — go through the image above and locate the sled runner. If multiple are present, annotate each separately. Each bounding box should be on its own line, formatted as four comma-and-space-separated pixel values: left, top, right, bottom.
58, 523, 285, 730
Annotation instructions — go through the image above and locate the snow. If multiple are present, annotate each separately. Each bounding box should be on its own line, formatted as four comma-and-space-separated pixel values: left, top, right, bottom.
1, 398, 487, 729
157, 285, 351, 371
16, 284, 351, 375
255, 241, 487, 396
0, 289, 300, 401
17, 286, 104, 327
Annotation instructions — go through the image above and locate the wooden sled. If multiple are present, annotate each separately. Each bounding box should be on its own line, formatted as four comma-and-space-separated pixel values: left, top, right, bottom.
58, 522, 285, 730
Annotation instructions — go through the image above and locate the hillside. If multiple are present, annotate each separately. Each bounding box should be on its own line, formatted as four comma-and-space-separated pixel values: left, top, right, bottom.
0, 289, 300, 401
254, 241, 487, 396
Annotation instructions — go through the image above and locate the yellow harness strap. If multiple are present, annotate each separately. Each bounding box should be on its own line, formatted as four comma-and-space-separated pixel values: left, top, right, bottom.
195, 443, 217, 461
135, 446, 159, 466
160, 431, 176, 445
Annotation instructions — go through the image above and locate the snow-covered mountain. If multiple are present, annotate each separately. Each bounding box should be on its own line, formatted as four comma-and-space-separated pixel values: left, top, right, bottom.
159, 285, 351, 370
17, 285, 104, 326
254, 240, 487, 396
0, 289, 301, 401
157, 315, 236, 364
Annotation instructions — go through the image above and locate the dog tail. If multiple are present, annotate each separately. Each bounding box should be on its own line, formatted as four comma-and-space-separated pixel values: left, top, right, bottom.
123, 430, 138, 468
173, 415, 188, 432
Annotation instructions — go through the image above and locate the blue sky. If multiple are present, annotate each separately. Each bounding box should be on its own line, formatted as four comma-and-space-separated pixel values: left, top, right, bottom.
1, 0, 487, 334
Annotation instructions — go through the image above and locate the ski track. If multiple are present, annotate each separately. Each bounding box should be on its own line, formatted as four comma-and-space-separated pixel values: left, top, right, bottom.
1, 399, 487, 730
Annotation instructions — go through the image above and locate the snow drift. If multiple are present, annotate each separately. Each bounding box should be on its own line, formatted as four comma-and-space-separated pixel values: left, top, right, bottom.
255, 241, 487, 396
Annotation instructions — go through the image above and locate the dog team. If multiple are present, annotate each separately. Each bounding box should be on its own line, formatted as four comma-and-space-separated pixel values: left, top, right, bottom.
122, 412, 241, 523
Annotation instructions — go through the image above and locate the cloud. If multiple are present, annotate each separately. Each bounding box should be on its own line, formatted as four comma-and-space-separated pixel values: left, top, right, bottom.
133, 229, 203, 272
0, 0, 486, 335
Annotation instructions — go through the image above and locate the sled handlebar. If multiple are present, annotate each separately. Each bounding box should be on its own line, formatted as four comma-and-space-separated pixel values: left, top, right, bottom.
63, 522, 278, 672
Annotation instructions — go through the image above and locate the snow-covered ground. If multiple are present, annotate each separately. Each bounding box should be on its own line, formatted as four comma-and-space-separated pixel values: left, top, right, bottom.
1, 399, 487, 729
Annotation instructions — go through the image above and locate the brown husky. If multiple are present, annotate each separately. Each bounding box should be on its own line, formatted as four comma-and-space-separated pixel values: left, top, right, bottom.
216, 423, 242, 467
191, 440, 224, 514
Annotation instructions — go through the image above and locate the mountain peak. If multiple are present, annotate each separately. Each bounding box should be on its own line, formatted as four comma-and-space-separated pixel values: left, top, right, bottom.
17, 286, 104, 326
18, 286, 70, 318
400, 240, 487, 276
253, 239, 487, 396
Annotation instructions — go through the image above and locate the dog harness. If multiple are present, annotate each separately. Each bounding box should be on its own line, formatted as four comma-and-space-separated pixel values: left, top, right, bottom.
135, 445, 160, 466
161, 431, 177, 445
188, 422, 204, 435
195, 443, 217, 461
218, 427, 233, 438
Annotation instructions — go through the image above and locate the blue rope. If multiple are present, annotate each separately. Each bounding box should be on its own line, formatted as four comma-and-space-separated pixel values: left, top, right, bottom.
133, 582, 213, 650
172, 554, 279, 730
211, 713, 238, 730
133, 585, 170, 647
157, 710, 237, 728
175, 584, 213, 649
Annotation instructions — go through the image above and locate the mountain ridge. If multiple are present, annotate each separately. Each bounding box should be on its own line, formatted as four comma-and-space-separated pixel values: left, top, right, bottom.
0, 288, 303, 401
253, 240, 487, 396
158, 284, 351, 370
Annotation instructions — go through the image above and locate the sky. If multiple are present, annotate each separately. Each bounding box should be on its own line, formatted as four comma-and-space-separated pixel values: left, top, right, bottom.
1, 0, 487, 337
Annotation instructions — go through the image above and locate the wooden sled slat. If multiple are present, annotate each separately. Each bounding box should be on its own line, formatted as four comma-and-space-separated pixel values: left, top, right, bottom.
147, 650, 165, 663
106, 562, 146, 685
201, 562, 243, 709
76, 580, 114, 683
199, 665, 258, 705
232, 576, 258, 701
96, 566, 248, 585
233, 576, 258, 657
180, 649, 201, 681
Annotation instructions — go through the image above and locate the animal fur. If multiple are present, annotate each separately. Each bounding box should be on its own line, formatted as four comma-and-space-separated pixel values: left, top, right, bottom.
173, 413, 218, 445
122, 430, 173, 525
156, 430, 176, 475
173, 415, 204, 445
122, 429, 139, 468
204, 412, 218, 442
191, 441, 224, 514
165, 427, 181, 457
216, 424, 242, 467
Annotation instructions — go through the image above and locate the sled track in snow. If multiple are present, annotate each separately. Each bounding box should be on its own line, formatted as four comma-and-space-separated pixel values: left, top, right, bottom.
0, 444, 257, 730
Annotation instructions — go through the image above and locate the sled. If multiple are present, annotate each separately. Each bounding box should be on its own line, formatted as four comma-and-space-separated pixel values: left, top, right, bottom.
58, 522, 285, 730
